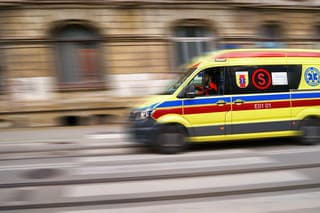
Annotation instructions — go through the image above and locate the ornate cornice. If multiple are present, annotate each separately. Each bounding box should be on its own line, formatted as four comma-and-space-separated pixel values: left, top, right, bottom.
0, 0, 318, 9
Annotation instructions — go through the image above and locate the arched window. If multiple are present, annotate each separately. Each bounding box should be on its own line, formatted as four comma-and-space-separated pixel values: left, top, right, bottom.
258, 22, 285, 48
53, 23, 103, 88
172, 23, 215, 69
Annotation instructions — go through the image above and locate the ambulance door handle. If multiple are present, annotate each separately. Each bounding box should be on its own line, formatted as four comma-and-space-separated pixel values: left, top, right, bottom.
234, 99, 244, 105
217, 100, 226, 106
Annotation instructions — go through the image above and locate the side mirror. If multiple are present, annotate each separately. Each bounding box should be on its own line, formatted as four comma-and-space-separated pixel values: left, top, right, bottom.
186, 91, 196, 98
184, 85, 196, 98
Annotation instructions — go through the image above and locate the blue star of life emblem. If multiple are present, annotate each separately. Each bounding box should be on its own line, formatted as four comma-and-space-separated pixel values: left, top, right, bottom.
305, 67, 320, 87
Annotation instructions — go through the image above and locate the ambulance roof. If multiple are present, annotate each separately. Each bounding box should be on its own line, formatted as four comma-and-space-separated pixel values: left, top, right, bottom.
190, 49, 320, 69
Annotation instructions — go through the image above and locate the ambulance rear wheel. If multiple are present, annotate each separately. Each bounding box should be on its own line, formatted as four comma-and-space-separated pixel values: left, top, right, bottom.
155, 125, 187, 154
299, 118, 320, 145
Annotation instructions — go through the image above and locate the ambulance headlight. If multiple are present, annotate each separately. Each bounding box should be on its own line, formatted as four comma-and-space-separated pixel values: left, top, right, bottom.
131, 109, 153, 121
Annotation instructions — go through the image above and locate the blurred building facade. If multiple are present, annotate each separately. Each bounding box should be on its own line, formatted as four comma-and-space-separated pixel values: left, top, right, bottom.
0, 0, 319, 127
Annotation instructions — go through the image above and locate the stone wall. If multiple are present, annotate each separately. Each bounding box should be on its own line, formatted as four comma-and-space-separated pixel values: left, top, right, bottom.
0, 1, 318, 127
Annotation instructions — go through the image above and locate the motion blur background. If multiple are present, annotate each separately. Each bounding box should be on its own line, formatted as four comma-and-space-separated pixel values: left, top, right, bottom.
0, 0, 319, 128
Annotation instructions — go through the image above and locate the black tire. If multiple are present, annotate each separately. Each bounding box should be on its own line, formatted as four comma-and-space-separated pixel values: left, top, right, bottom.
154, 125, 187, 154
299, 118, 320, 145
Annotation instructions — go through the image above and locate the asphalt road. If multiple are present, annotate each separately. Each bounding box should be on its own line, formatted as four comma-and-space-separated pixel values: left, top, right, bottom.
0, 125, 320, 213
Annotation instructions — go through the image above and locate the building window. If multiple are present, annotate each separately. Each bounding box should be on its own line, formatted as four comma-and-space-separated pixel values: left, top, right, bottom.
258, 22, 285, 48
315, 25, 320, 49
172, 24, 215, 69
0, 68, 4, 94
53, 23, 103, 89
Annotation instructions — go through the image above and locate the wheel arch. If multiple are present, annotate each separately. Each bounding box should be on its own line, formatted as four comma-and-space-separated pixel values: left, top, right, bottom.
155, 114, 191, 136
296, 108, 320, 124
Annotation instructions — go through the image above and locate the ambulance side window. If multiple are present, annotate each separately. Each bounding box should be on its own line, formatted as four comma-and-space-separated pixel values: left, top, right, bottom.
188, 67, 225, 97
226, 65, 298, 95
287, 65, 302, 90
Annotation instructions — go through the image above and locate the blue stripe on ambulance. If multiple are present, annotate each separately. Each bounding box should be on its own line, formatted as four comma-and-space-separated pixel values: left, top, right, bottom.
155, 91, 320, 109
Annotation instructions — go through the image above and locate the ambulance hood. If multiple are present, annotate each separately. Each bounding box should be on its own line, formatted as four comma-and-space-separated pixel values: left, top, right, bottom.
134, 95, 171, 110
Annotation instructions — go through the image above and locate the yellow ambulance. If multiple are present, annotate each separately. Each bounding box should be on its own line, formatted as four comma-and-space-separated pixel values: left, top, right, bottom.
129, 49, 320, 153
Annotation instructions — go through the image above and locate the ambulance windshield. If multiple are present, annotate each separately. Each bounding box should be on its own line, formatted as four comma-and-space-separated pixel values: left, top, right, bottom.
160, 68, 196, 95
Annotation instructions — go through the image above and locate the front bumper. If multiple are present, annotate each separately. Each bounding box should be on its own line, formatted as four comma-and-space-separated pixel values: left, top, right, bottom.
129, 118, 157, 144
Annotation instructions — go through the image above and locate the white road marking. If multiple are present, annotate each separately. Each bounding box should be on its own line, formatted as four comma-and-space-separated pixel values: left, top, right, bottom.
82, 141, 133, 147
65, 171, 307, 197
262, 145, 320, 155
62, 190, 320, 213
86, 133, 127, 140
80, 149, 253, 163
76, 157, 274, 175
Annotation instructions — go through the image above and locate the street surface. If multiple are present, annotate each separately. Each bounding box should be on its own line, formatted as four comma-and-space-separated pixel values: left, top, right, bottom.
0, 125, 320, 212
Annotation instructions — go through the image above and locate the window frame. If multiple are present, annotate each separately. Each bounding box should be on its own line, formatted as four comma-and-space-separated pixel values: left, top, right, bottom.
171, 24, 216, 70
257, 22, 286, 48
314, 24, 320, 49
53, 24, 105, 91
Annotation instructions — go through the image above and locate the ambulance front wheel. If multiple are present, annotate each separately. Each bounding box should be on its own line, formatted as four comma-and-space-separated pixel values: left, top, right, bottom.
155, 125, 187, 154
299, 117, 320, 145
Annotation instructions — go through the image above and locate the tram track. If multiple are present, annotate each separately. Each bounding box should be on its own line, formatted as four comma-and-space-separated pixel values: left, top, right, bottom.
1, 145, 320, 188
0, 144, 145, 161
1, 161, 320, 189
1, 138, 320, 211
1, 170, 320, 211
